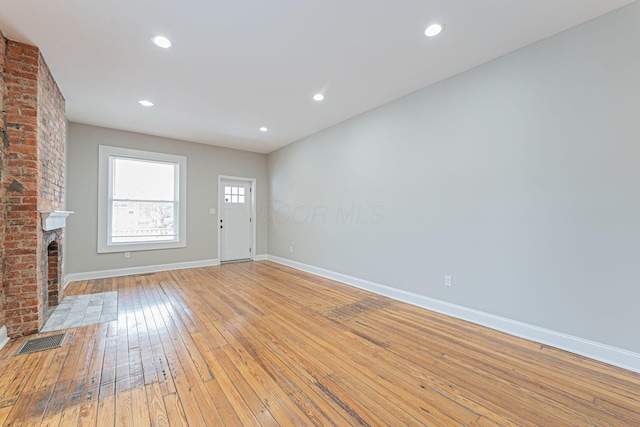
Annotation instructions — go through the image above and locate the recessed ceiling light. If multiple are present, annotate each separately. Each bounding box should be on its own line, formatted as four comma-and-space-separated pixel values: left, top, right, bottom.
152, 35, 172, 49
138, 100, 154, 107
424, 24, 443, 37
313, 93, 324, 101
260, 127, 268, 132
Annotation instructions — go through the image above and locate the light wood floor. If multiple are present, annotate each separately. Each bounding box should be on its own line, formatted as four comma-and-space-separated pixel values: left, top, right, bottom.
0, 261, 638, 426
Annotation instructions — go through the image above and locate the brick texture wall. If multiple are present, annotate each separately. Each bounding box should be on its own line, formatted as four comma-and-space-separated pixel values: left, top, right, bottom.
37, 57, 65, 213
37, 55, 66, 317
1, 35, 66, 337
4, 40, 42, 337
0, 33, 7, 333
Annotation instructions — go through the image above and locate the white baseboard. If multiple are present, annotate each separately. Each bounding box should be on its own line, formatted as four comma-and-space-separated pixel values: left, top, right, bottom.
64, 259, 220, 286
0, 326, 9, 351
266, 255, 640, 374
253, 254, 268, 261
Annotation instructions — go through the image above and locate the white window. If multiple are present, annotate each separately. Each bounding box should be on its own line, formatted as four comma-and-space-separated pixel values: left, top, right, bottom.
98, 145, 187, 253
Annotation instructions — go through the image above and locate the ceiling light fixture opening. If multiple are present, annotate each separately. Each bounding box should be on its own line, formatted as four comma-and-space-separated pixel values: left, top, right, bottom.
313, 93, 324, 101
152, 35, 172, 48
139, 100, 154, 107
260, 127, 268, 132
424, 24, 443, 37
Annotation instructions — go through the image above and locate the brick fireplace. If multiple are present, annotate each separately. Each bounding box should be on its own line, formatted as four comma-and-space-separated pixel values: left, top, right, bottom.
0, 31, 67, 338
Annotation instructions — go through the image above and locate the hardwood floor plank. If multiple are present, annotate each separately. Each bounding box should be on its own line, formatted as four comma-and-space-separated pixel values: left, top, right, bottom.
192, 272, 412, 425
0, 261, 637, 426
95, 394, 115, 427
76, 400, 98, 427
1, 345, 65, 426
163, 393, 188, 427
247, 313, 446, 425
38, 412, 62, 427
65, 325, 102, 410
136, 276, 177, 396
240, 323, 374, 426
344, 310, 580, 422
114, 389, 133, 426
114, 286, 132, 395
0, 340, 21, 362
144, 288, 180, 396
97, 334, 117, 400
188, 334, 243, 425
140, 283, 213, 426
221, 268, 476, 425
0, 406, 11, 426
363, 307, 631, 425
145, 382, 170, 427
212, 321, 320, 426
0, 351, 43, 409
59, 403, 81, 426
124, 277, 144, 391
185, 329, 268, 426
130, 386, 151, 426
84, 323, 108, 401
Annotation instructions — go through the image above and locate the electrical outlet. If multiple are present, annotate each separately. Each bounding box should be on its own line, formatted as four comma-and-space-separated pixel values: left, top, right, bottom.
209, 208, 216, 214
289, 246, 294, 253
445, 275, 452, 287
125, 251, 131, 258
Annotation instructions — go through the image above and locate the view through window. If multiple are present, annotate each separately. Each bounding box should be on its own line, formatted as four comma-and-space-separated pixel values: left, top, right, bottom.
111, 157, 177, 243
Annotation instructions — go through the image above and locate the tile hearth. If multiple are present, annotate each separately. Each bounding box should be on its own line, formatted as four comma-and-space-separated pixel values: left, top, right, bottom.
41, 291, 118, 332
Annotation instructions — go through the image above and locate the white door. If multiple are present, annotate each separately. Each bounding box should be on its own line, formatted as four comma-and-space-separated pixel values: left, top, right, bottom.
220, 179, 252, 262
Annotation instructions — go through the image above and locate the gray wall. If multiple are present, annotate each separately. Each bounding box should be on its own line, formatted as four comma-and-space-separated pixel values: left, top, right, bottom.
268, 3, 640, 353
67, 123, 268, 274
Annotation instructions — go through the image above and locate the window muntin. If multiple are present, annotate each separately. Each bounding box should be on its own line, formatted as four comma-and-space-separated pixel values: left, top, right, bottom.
224, 186, 246, 204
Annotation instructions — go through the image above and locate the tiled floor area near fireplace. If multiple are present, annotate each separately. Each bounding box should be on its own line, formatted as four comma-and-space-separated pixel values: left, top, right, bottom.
40, 291, 118, 332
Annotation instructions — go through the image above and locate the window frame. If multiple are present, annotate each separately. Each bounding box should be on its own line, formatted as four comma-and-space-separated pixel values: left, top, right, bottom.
97, 145, 187, 253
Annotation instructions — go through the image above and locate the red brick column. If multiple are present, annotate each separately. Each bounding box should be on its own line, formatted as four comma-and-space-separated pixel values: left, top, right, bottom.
3, 41, 41, 337
0, 33, 7, 333
37, 55, 66, 310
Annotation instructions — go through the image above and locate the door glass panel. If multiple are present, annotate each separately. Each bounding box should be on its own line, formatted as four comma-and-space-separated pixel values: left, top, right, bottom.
224, 185, 249, 204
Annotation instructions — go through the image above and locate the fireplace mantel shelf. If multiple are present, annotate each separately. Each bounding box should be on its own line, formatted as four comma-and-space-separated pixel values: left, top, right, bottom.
40, 211, 74, 231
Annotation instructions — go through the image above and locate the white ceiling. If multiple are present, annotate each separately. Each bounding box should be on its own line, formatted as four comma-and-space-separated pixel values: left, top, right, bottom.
0, 1, 634, 154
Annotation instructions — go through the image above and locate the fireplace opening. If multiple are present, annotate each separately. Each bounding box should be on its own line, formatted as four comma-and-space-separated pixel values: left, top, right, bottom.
44, 240, 61, 321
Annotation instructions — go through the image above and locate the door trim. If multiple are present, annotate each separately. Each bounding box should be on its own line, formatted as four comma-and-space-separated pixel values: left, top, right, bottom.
218, 175, 257, 262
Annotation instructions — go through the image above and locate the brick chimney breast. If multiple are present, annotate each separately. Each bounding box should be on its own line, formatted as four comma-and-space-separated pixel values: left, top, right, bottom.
1, 36, 67, 337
